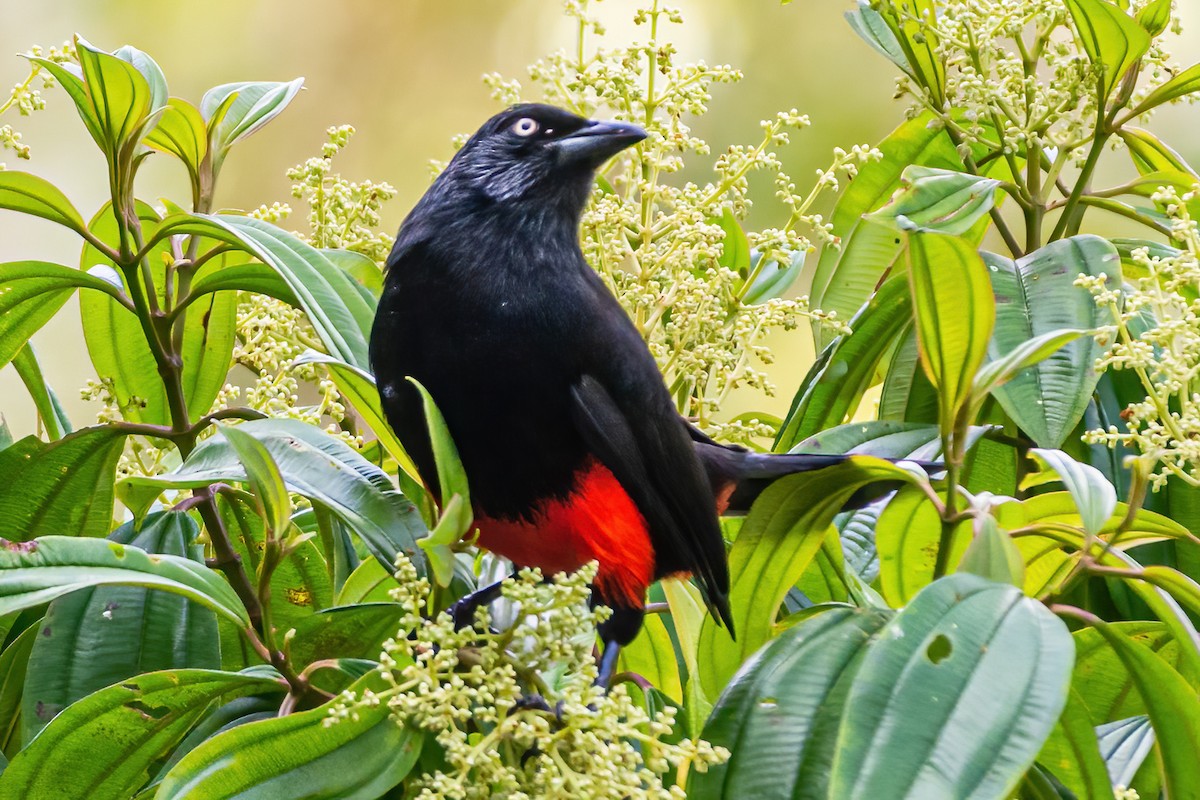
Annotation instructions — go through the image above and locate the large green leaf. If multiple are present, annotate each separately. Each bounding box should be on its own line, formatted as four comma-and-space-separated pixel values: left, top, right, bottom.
830, 574, 1073, 798
868, 166, 1000, 235
156, 215, 375, 369
878, 325, 940, 423
144, 98, 207, 191
1088, 620, 1200, 797
696, 458, 914, 698
1065, 0, 1152, 100
1029, 448, 1118, 538
690, 607, 893, 800
775, 276, 911, 451
0, 259, 129, 370
0, 669, 280, 800
0, 535, 250, 628
984, 236, 1121, 448
20, 512, 219, 742
126, 419, 428, 571
907, 231, 995, 436
287, 603, 403, 670
0, 426, 126, 541
0, 172, 87, 235
157, 671, 422, 800
808, 112, 962, 348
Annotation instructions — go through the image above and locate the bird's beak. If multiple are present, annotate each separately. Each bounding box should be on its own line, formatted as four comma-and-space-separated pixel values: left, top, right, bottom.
555, 119, 647, 167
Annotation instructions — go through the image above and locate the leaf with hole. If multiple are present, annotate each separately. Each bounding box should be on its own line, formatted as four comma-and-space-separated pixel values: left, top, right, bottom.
0, 535, 250, 628
20, 511, 219, 743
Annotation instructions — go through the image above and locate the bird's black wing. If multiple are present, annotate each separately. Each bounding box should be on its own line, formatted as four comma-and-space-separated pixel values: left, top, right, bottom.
568, 374, 734, 633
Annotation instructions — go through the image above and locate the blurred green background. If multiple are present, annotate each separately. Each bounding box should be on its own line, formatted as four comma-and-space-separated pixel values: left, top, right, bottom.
3, 0, 1199, 436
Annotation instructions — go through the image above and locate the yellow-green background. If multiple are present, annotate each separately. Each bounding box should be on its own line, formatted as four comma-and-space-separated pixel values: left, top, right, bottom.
3, 0, 1199, 436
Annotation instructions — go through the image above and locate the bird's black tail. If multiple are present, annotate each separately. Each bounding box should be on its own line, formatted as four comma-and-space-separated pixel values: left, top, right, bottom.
693, 439, 939, 514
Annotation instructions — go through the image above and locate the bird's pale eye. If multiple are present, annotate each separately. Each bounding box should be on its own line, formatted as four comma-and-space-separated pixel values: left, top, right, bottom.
512, 118, 539, 137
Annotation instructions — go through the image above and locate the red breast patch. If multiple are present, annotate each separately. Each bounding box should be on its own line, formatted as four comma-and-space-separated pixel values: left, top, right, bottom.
474, 457, 654, 607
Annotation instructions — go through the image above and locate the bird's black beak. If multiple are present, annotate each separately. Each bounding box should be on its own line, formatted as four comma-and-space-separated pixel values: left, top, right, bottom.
555, 119, 647, 168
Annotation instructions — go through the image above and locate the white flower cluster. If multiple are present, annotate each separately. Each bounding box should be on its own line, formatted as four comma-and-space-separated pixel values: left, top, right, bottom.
326, 557, 728, 798
0, 41, 75, 169
1079, 185, 1200, 487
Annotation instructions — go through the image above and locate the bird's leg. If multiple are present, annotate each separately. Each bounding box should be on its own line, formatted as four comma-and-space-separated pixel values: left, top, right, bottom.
445, 577, 509, 630
596, 639, 622, 688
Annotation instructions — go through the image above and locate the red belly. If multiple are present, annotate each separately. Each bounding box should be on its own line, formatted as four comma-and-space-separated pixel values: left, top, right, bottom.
474, 457, 654, 607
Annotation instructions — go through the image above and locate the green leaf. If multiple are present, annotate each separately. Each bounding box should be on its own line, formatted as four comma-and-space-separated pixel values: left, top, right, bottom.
1135, 0, 1173, 36
808, 112, 963, 348
201, 79, 304, 168
0, 669, 280, 800
0, 259, 129, 370
845, 2, 910, 75
145, 98, 208, 195
1087, 620, 1200, 798
112, 45, 167, 113
11, 345, 71, 440
73, 37, 155, 157
184, 261, 299, 307
1037, 689, 1118, 800
321, 249, 382, 300
293, 351, 428, 504
221, 426, 292, 538
715, 207, 750, 275
797, 419, 990, 461
877, 0, 946, 106
740, 248, 805, 306
218, 494, 331, 638
877, 485, 970, 605
830, 574, 1074, 798
0, 171, 87, 234
125, 419, 428, 571
775, 276, 911, 451
1029, 448, 1117, 538
158, 215, 375, 369
405, 377, 470, 507
0, 535, 251, 628
0, 426, 126, 540
690, 607, 893, 800
21, 511, 219, 742
981, 236, 1120, 447
0, 625, 36, 757
957, 514, 1025, 588
1129, 62, 1200, 117
618, 611, 682, 704
335, 558, 398, 606
907, 231, 995, 436
1118, 127, 1198, 177
81, 202, 235, 427
662, 578, 711, 733
287, 603, 404, 670
869, 166, 1001, 235
879, 326, 940, 423
157, 671, 421, 800
697, 458, 915, 698
1065, 0, 1152, 100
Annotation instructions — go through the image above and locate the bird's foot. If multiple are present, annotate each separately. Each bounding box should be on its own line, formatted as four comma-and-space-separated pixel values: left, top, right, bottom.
445, 578, 507, 630
595, 640, 621, 690
509, 694, 566, 723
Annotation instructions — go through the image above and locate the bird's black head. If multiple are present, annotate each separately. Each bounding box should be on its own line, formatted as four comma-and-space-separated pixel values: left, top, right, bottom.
445, 104, 646, 208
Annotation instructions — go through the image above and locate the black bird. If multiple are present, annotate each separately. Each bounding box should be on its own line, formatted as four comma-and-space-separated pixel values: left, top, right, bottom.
370, 104, 915, 679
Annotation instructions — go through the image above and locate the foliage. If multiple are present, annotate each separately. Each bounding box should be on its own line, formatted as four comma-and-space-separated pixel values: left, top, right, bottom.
2, 0, 1200, 798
